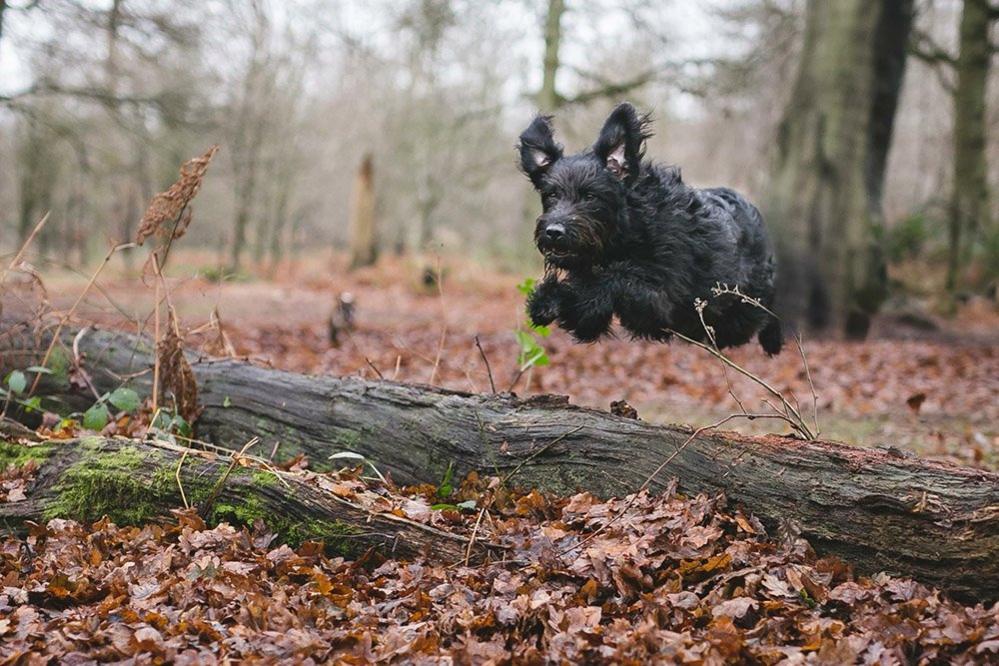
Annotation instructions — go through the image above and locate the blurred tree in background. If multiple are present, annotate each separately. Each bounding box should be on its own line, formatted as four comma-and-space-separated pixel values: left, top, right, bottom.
0, 0, 996, 330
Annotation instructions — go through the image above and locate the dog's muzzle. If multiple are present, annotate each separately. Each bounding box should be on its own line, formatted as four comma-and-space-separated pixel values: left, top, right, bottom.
535, 218, 571, 254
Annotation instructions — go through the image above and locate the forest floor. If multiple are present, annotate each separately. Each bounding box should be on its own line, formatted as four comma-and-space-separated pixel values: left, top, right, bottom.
3, 251, 999, 662
38, 251, 999, 469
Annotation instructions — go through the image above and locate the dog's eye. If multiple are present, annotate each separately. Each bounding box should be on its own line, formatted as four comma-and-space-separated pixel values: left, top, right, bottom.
583, 191, 597, 202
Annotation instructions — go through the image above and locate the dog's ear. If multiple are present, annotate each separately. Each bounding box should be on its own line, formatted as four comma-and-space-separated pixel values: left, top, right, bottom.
594, 102, 652, 182
518, 115, 562, 187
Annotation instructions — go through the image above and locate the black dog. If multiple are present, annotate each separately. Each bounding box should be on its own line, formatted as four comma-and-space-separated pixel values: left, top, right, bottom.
518, 102, 782, 355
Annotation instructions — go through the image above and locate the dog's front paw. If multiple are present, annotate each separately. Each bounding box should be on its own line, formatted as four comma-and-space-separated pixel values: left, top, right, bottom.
526, 277, 563, 326
559, 280, 614, 342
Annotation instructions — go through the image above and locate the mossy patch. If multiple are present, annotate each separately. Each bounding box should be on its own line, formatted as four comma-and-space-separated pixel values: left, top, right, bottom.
43, 443, 210, 525
44, 440, 364, 556
0, 441, 54, 468
209, 494, 364, 556
232, 467, 281, 488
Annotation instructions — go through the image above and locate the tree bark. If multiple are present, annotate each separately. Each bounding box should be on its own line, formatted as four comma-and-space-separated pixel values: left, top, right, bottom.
0, 433, 487, 563
538, 0, 565, 112
766, 0, 913, 337
1, 319, 998, 601
348, 153, 378, 270
0, 1, 7, 54
947, 0, 993, 294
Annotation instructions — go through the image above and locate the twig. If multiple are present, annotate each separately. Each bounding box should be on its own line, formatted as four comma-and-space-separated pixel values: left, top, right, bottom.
151, 255, 162, 412
198, 437, 259, 519
365, 357, 385, 380
1, 211, 50, 284
428, 256, 447, 386
28, 242, 135, 396
474, 335, 496, 393
70, 327, 102, 402
464, 506, 487, 567
670, 327, 814, 440
796, 334, 820, 438
175, 448, 190, 509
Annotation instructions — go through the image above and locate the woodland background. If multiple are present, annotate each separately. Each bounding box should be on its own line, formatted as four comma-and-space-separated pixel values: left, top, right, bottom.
1, 0, 997, 335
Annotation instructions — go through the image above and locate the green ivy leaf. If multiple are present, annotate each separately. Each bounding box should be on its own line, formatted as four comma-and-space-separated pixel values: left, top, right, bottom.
82, 403, 110, 431
6, 370, 27, 395
22, 396, 42, 413
107, 387, 141, 414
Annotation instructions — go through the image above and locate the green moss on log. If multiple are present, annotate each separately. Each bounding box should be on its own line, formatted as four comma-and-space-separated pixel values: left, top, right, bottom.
0, 441, 54, 468
40, 440, 364, 555
209, 495, 364, 555
43, 443, 210, 525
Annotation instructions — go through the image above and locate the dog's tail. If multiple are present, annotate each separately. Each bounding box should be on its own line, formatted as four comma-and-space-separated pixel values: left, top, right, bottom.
758, 316, 783, 356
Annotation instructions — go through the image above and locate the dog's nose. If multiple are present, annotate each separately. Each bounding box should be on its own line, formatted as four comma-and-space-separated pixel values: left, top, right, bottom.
544, 223, 565, 242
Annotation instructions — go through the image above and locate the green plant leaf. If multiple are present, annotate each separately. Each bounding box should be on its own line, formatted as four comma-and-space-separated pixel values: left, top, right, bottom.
22, 396, 43, 413
6, 370, 27, 395
24, 365, 53, 375
456, 500, 477, 511
430, 503, 458, 511
151, 410, 173, 431
437, 462, 454, 498
107, 387, 141, 414
531, 324, 551, 337
516, 277, 537, 296
82, 403, 110, 431
173, 414, 192, 439
223, 395, 232, 408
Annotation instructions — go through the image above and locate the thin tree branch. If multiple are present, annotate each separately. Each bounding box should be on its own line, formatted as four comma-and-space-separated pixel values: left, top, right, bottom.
908, 27, 957, 68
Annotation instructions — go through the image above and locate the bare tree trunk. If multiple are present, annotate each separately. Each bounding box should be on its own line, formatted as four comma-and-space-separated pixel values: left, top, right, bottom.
538, 0, 565, 112
2, 317, 998, 602
947, 0, 992, 293
17, 118, 57, 248
0, 1, 7, 54
230, 201, 252, 272
266, 179, 291, 272
348, 154, 377, 269
767, 0, 913, 337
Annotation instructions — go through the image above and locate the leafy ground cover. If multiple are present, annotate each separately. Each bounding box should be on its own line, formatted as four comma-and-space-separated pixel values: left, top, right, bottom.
2, 460, 998, 664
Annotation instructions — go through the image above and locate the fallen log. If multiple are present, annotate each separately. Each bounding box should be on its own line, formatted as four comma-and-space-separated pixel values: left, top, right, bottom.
2, 318, 998, 601
0, 430, 487, 563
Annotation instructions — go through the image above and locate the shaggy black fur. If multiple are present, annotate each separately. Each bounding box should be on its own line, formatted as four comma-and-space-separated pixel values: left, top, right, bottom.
518, 102, 783, 354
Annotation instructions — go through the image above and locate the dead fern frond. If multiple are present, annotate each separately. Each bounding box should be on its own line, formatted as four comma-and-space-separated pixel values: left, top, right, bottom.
157, 309, 200, 424
136, 145, 219, 247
